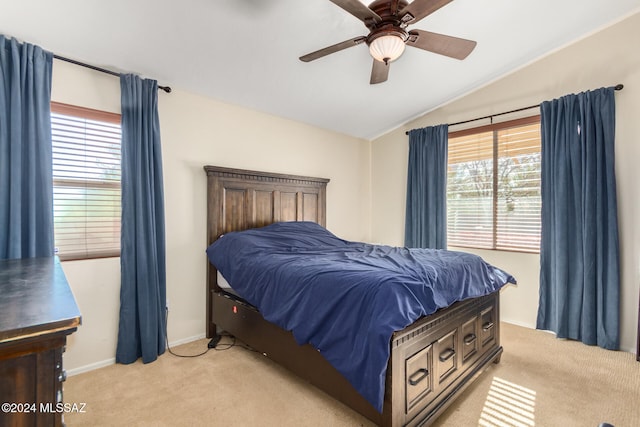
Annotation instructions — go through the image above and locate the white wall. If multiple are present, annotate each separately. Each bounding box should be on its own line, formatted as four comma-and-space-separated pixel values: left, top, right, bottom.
52, 60, 372, 373
371, 12, 640, 353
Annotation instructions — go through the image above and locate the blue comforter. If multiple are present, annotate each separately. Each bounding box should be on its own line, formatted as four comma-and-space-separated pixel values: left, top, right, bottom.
206, 221, 515, 412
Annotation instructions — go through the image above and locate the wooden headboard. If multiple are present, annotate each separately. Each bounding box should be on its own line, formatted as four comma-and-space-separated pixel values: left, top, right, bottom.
203, 165, 330, 336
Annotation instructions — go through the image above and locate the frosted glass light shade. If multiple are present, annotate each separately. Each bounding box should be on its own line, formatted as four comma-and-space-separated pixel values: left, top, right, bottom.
369, 35, 406, 63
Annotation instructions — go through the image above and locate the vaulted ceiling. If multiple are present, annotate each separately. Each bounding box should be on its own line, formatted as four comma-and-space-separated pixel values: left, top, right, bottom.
3, 0, 639, 140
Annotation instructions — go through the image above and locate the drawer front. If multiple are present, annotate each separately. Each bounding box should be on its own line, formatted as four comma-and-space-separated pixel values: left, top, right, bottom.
391, 293, 500, 427
405, 344, 434, 411
435, 328, 458, 386
480, 306, 497, 349
461, 316, 479, 363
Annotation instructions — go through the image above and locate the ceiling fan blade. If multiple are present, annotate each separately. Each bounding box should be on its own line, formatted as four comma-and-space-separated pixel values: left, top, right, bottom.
407, 29, 476, 60
329, 0, 382, 23
399, 0, 453, 25
370, 59, 390, 84
299, 36, 367, 62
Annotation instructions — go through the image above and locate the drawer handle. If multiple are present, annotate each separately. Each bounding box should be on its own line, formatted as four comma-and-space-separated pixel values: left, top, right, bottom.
482, 321, 494, 331
439, 348, 455, 362
463, 333, 477, 345
408, 368, 429, 386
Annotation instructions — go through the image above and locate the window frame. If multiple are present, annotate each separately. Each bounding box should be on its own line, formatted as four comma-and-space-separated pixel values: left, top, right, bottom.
50, 101, 122, 261
447, 115, 541, 253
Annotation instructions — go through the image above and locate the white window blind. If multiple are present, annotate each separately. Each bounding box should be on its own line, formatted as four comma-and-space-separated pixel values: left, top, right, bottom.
51, 102, 122, 261
447, 116, 541, 253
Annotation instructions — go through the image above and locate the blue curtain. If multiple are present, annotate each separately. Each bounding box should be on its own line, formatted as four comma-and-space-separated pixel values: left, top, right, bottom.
0, 36, 54, 260
536, 87, 620, 350
404, 124, 448, 249
116, 74, 167, 364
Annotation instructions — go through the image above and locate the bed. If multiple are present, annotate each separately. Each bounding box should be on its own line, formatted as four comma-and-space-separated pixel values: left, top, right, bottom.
204, 165, 513, 426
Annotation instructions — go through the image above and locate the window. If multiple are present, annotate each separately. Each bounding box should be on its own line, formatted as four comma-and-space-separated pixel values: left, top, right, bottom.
51, 102, 122, 260
447, 116, 541, 253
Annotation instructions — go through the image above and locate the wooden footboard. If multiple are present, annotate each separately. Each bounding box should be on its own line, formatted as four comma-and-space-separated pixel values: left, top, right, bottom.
384, 291, 501, 426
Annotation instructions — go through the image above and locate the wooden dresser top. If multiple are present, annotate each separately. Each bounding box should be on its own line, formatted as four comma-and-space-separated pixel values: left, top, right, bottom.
0, 256, 81, 343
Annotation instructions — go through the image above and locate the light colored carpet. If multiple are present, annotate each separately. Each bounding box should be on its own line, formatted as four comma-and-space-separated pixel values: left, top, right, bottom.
63, 323, 640, 426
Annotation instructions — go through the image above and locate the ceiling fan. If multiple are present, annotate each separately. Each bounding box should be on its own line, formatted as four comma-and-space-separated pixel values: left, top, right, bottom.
299, 0, 477, 84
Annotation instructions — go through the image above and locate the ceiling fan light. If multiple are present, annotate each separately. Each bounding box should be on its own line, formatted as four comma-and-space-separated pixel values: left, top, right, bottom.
369, 35, 406, 63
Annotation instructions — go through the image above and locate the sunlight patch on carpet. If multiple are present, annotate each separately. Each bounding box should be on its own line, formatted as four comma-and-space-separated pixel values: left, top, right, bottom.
479, 376, 536, 427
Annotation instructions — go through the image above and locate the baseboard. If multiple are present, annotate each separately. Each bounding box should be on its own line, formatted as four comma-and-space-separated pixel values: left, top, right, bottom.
66, 358, 116, 377
167, 333, 206, 348
66, 333, 207, 377
501, 319, 535, 329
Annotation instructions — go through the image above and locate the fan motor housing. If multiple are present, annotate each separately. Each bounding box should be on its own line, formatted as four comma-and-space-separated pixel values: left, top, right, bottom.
366, 26, 408, 46
365, 0, 410, 46
366, 0, 410, 27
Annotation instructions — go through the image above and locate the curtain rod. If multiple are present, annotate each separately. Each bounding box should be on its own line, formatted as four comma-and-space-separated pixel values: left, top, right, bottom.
53, 54, 172, 93
405, 84, 624, 135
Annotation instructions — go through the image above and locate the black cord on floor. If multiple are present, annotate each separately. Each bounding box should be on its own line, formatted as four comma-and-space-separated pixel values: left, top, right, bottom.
164, 307, 211, 358
164, 307, 255, 357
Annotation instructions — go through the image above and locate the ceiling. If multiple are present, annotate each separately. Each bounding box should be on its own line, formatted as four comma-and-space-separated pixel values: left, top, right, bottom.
2, 0, 639, 140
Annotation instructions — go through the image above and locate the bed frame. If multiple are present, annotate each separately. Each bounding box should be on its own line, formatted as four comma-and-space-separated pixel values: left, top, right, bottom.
204, 165, 502, 426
